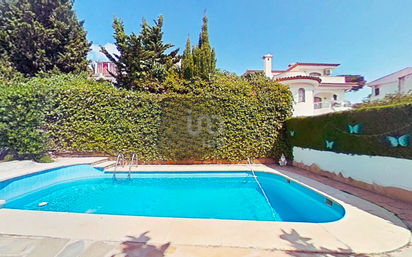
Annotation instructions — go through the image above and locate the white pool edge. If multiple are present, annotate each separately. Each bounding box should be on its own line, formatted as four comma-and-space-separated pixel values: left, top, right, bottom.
0, 158, 410, 254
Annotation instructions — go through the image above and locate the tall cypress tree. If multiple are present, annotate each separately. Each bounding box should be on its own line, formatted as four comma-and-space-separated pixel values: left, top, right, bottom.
185, 12, 216, 80
197, 13, 212, 76
0, 0, 90, 76
181, 36, 194, 80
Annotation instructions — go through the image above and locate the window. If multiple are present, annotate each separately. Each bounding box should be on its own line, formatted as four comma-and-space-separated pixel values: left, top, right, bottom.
375, 87, 380, 96
298, 88, 305, 103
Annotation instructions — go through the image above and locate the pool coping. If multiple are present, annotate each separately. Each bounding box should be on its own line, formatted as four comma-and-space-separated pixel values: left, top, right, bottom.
0, 158, 410, 254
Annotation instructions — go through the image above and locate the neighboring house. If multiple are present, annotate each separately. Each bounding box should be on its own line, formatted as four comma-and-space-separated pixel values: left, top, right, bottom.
89, 61, 117, 83
367, 67, 412, 101
246, 54, 363, 116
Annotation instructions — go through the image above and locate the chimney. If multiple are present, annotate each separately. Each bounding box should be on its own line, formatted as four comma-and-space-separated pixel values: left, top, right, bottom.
262, 54, 273, 78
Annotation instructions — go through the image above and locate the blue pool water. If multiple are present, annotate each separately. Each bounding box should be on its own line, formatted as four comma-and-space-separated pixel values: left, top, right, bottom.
0, 165, 345, 222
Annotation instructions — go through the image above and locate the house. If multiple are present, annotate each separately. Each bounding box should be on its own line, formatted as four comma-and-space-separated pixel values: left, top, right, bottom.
89, 61, 117, 83
367, 67, 412, 101
246, 54, 363, 116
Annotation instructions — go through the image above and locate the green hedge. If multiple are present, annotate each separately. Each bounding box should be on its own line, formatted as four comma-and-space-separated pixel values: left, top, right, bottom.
286, 104, 412, 159
1, 72, 293, 161
45, 77, 162, 160
0, 79, 48, 157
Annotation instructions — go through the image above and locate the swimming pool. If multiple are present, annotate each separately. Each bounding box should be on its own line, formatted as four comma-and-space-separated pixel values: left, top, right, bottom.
0, 165, 344, 222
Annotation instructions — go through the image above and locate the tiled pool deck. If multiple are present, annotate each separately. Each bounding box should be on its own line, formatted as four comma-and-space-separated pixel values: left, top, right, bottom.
0, 158, 411, 257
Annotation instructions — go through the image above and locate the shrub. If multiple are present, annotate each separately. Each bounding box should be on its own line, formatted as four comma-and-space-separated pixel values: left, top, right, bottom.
1, 154, 14, 162
34, 155, 54, 163
357, 92, 412, 109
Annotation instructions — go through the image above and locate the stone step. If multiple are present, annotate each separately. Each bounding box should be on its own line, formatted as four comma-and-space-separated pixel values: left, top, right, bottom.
91, 158, 109, 166
104, 166, 132, 172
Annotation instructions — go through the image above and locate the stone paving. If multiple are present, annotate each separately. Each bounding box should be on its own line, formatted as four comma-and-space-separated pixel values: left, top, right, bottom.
0, 162, 411, 256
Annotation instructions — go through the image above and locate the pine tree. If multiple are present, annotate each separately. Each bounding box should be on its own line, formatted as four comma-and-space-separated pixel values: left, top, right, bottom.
140, 16, 179, 81
185, 12, 216, 80
181, 36, 194, 80
101, 15, 179, 91
0, 0, 90, 76
100, 18, 147, 90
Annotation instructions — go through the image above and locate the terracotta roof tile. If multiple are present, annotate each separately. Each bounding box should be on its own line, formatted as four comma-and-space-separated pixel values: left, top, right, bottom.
274, 75, 322, 83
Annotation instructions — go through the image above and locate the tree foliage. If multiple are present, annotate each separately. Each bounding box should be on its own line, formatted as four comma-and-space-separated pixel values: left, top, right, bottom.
0, 0, 90, 76
101, 15, 179, 92
182, 12, 216, 80
181, 36, 194, 80
0, 53, 25, 81
356, 92, 412, 109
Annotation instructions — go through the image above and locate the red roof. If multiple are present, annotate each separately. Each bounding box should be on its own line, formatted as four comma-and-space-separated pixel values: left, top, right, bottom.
286, 62, 340, 72
274, 75, 322, 83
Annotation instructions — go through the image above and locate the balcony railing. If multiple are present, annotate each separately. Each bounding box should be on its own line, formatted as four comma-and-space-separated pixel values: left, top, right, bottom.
314, 101, 351, 109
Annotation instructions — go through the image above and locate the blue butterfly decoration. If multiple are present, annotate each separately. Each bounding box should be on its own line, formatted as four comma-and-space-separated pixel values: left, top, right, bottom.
348, 124, 362, 134
290, 130, 295, 136
386, 134, 410, 147
325, 140, 334, 149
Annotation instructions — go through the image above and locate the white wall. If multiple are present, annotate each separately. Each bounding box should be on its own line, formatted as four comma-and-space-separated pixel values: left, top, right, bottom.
289, 84, 315, 116
370, 81, 398, 101
293, 147, 412, 192
319, 76, 345, 83
400, 74, 412, 94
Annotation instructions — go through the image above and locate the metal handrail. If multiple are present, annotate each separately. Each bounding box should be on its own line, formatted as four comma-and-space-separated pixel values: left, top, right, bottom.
113, 153, 125, 180
129, 153, 138, 180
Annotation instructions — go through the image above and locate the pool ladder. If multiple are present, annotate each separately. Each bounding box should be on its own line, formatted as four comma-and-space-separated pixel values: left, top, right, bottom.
113, 153, 138, 180
129, 153, 138, 178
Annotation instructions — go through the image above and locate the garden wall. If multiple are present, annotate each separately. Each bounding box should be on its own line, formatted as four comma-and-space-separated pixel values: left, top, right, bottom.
286, 104, 412, 203
293, 147, 412, 204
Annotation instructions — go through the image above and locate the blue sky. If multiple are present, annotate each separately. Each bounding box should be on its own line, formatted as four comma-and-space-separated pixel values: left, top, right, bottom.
74, 0, 412, 103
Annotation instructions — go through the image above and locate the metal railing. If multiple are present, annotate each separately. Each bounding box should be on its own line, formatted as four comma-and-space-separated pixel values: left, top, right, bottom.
314, 100, 351, 109
128, 153, 138, 180
113, 153, 125, 180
